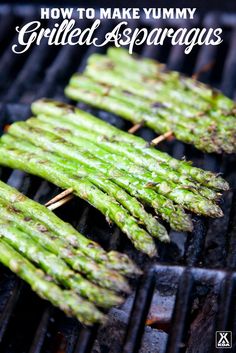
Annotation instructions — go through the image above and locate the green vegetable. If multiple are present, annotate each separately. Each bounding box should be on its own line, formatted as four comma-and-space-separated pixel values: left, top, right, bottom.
7, 122, 223, 218
31, 99, 229, 190
0, 239, 106, 325
0, 146, 158, 257
0, 218, 123, 308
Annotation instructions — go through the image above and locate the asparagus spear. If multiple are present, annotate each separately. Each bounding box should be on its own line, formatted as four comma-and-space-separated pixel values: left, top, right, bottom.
86, 54, 236, 126
0, 202, 131, 293
7, 122, 223, 218
31, 99, 228, 190
84, 51, 235, 150
0, 212, 129, 293
108, 47, 165, 76
0, 146, 158, 257
107, 47, 235, 111
70, 70, 202, 118
5, 124, 194, 228
2, 134, 190, 233
0, 180, 140, 276
2, 133, 168, 243
0, 197, 139, 279
65, 79, 235, 153
33, 114, 220, 201
0, 239, 106, 325
0, 218, 123, 307
0, 181, 108, 262
79, 67, 236, 150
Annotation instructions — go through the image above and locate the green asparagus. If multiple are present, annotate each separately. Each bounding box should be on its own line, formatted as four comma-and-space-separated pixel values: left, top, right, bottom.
86, 53, 236, 126
31, 99, 228, 190
5, 123, 196, 226
0, 201, 131, 292
0, 180, 140, 275
65, 79, 235, 154
7, 122, 223, 218
63, 48, 236, 153
0, 146, 158, 257
107, 47, 236, 111
2, 132, 168, 242
78, 68, 235, 151
0, 239, 106, 325
2, 133, 191, 233
33, 114, 220, 201
0, 218, 123, 307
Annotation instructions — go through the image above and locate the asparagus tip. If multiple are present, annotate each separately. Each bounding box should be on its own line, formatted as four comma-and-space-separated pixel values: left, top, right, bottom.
209, 177, 229, 191
107, 251, 143, 276
170, 214, 193, 233
147, 246, 158, 258
158, 232, 170, 243
204, 202, 224, 218
218, 179, 230, 191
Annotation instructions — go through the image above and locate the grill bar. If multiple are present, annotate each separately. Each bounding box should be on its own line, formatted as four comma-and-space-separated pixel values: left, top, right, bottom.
165, 270, 194, 353
28, 308, 51, 353
73, 326, 98, 353
5, 39, 50, 102
0, 279, 22, 343
121, 270, 156, 353
226, 192, 236, 269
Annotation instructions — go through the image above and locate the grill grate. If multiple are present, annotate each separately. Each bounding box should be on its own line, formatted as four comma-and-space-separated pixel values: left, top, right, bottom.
0, 5, 236, 353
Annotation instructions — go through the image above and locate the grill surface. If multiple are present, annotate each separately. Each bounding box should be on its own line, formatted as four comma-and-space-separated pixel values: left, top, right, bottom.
0, 5, 236, 353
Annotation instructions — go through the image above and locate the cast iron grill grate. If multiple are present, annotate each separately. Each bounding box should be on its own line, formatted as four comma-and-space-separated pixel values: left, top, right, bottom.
0, 5, 235, 353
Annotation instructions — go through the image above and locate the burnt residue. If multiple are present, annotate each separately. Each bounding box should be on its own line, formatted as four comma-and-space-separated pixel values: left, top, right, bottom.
23, 216, 32, 222
151, 102, 167, 109
37, 224, 48, 233
122, 90, 134, 97
7, 205, 21, 214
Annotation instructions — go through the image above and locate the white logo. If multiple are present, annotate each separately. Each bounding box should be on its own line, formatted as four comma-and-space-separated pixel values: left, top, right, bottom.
215, 331, 232, 349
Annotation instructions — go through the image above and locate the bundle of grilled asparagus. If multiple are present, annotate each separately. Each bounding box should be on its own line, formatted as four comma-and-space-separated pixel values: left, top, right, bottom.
0, 180, 141, 324
0, 99, 229, 258
65, 47, 236, 154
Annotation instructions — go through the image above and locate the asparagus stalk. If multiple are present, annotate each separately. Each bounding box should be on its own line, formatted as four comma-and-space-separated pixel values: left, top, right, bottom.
33, 114, 220, 202
0, 239, 106, 325
65, 84, 218, 153
0, 181, 140, 276
86, 54, 236, 126
2, 132, 168, 242
0, 218, 123, 308
107, 47, 236, 111
5, 124, 194, 229
0, 201, 131, 292
7, 122, 223, 218
2, 133, 190, 233
80, 66, 236, 150
108, 47, 165, 76
31, 99, 228, 190
71, 70, 202, 117
85, 55, 215, 115
0, 211, 129, 293
0, 181, 110, 263
0, 146, 158, 257
0, 197, 140, 278
65, 78, 235, 153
